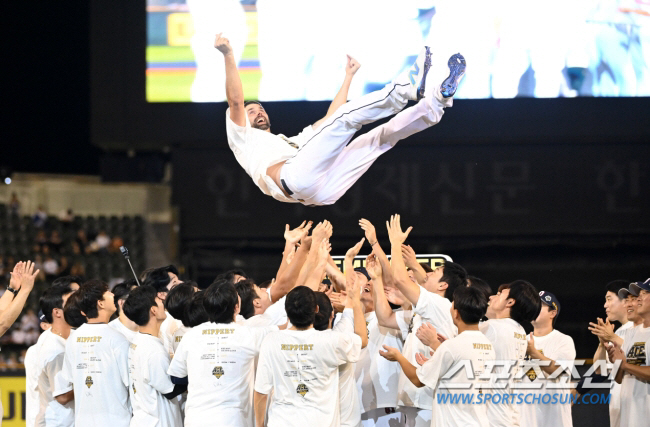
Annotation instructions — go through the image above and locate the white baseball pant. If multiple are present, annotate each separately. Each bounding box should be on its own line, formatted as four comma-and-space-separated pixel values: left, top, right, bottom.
279, 82, 450, 205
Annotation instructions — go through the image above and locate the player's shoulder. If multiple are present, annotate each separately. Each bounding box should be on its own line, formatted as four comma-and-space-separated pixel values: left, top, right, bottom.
550, 328, 574, 343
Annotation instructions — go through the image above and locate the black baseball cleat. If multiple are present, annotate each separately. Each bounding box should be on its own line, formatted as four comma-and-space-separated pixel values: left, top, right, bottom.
440, 53, 466, 98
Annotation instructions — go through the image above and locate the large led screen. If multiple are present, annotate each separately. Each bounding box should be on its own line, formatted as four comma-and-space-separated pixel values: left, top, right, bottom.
147, 0, 650, 102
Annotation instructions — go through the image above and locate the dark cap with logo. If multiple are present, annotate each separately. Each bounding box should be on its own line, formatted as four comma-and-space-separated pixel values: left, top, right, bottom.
539, 291, 560, 315
629, 278, 650, 296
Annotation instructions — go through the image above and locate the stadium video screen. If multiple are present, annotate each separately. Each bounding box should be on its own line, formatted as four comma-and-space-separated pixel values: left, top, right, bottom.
147, 1, 649, 102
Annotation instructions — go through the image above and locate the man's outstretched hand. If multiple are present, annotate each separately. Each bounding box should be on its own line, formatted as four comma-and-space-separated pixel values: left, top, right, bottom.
346, 55, 361, 76
215, 33, 233, 55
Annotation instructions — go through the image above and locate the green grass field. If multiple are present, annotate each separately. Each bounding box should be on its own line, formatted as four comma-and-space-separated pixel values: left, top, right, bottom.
146, 45, 261, 102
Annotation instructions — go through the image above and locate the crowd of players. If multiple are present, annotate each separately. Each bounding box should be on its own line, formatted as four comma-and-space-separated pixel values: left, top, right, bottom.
19, 215, 650, 427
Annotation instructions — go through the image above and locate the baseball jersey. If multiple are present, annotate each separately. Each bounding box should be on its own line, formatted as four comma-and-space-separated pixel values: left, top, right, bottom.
618, 324, 650, 427
479, 318, 528, 427
608, 321, 635, 427
36, 330, 75, 427
355, 311, 404, 413
167, 321, 277, 427
254, 325, 362, 427
109, 318, 138, 343
416, 330, 495, 427
519, 329, 576, 427
26, 330, 50, 427
128, 332, 182, 427
225, 108, 314, 203
55, 323, 131, 427
235, 296, 288, 327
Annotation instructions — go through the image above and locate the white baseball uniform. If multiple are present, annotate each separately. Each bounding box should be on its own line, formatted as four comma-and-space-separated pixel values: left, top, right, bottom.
226, 81, 451, 206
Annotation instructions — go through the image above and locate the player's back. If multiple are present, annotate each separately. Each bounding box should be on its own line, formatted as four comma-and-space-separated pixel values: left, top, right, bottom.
255, 328, 361, 427
61, 323, 131, 427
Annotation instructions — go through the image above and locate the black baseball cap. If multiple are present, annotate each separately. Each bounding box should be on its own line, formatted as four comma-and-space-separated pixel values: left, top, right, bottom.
630, 278, 650, 296
618, 284, 640, 299
354, 267, 371, 281
539, 291, 560, 315
38, 310, 47, 323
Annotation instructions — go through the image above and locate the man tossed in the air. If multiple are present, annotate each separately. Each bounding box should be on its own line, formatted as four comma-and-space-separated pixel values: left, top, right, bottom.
217, 34, 465, 206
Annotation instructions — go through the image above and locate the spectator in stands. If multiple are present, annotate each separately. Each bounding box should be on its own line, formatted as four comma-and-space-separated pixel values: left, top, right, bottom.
43, 256, 60, 278
75, 229, 89, 253
49, 230, 64, 253
58, 208, 74, 223
94, 230, 111, 251
69, 262, 85, 278
33, 205, 48, 228
9, 192, 20, 215
35, 230, 48, 248
109, 236, 124, 254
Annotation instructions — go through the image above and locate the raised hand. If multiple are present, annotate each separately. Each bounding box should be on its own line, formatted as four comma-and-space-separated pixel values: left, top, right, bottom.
588, 318, 616, 344
317, 239, 331, 265
401, 244, 419, 269
386, 214, 413, 246
379, 345, 401, 361
385, 287, 406, 306
365, 254, 382, 279
9, 261, 24, 290
329, 291, 348, 312
312, 220, 333, 243
346, 55, 361, 76
415, 352, 431, 366
607, 341, 625, 363
11, 260, 40, 293
526, 333, 537, 356
345, 238, 366, 260
359, 218, 377, 246
416, 323, 440, 348
284, 220, 313, 245
214, 33, 233, 55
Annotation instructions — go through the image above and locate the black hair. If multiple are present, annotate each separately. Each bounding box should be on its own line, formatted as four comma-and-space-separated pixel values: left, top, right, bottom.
420, 263, 434, 273
142, 265, 180, 293
40, 285, 74, 323
184, 291, 209, 328
63, 291, 87, 328
285, 286, 316, 329
203, 281, 239, 324
123, 285, 159, 327
440, 261, 469, 300
165, 282, 196, 321
77, 280, 109, 320
313, 292, 333, 331
507, 280, 542, 328
52, 275, 84, 288
468, 276, 492, 300
112, 279, 137, 316
258, 279, 273, 289
215, 269, 249, 285
243, 100, 263, 108
606, 280, 630, 299
234, 279, 259, 319
452, 286, 488, 324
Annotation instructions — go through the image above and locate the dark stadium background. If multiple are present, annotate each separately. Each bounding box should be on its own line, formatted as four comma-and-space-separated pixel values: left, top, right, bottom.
3, 2, 648, 425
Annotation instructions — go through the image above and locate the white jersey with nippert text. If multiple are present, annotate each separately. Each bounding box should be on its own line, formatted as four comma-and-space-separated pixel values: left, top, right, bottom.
55, 323, 131, 427
254, 318, 362, 427
167, 321, 276, 427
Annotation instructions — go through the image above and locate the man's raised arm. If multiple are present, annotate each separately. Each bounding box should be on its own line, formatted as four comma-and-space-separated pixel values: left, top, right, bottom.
215, 33, 245, 126
312, 55, 361, 130
386, 215, 421, 305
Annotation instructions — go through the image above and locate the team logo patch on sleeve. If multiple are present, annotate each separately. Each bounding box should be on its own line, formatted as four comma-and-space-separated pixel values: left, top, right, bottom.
212, 366, 225, 379
85, 376, 94, 388
296, 383, 309, 397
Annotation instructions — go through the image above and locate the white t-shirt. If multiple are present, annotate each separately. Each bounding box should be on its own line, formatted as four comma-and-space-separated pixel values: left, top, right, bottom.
396, 289, 457, 410
159, 312, 180, 357
618, 324, 650, 427
609, 321, 635, 427
479, 318, 528, 427
168, 321, 276, 427
225, 108, 314, 203
171, 325, 188, 354
519, 329, 576, 427
36, 330, 75, 427
128, 333, 182, 427
355, 311, 404, 413
55, 323, 131, 427
254, 324, 362, 427
109, 318, 138, 343
26, 330, 50, 427
331, 310, 360, 427
236, 296, 288, 327
417, 330, 495, 427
